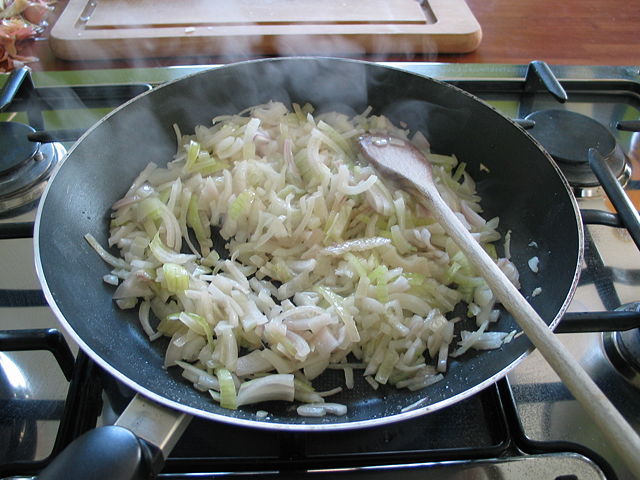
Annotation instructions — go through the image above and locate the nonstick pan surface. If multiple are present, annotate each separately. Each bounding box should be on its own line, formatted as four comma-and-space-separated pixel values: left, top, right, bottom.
35, 57, 582, 430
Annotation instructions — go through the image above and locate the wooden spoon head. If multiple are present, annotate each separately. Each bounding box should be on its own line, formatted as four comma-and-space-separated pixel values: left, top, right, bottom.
357, 134, 433, 190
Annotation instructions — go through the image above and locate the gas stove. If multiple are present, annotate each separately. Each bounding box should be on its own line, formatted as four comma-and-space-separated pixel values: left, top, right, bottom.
1, 61, 639, 480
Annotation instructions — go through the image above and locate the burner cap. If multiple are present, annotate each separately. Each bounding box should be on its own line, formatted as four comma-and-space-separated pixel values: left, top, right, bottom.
603, 303, 640, 389
0, 122, 65, 215
525, 109, 629, 194
526, 109, 615, 164
0, 122, 39, 176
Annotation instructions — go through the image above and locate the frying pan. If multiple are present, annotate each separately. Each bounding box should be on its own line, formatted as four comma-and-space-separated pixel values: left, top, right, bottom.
34, 57, 582, 477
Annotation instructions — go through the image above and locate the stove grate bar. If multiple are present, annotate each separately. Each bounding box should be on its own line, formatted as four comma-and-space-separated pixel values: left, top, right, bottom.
497, 378, 617, 480
557, 311, 640, 333
0, 221, 33, 239
0, 328, 75, 380
0, 289, 46, 307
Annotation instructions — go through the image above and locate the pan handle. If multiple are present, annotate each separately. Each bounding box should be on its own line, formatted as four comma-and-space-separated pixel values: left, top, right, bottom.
38, 425, 160, 480
38, 394, 192, 480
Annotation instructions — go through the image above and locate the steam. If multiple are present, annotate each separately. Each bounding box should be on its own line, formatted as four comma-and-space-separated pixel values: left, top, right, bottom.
60, 58, 469, 196
54, 0, 445, 64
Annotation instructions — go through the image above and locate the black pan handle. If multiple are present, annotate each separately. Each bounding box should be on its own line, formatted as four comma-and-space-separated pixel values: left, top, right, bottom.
38, 425, 160, 480
37, 394, 191, 480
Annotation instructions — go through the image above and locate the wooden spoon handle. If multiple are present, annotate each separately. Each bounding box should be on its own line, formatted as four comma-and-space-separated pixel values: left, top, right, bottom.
418, 181, 640, 475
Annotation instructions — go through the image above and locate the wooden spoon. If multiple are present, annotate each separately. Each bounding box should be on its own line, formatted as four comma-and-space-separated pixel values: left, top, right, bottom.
358, 133, 640, 475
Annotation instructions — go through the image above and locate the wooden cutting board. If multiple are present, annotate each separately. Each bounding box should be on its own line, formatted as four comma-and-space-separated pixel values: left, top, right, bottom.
49, 0, 482, 60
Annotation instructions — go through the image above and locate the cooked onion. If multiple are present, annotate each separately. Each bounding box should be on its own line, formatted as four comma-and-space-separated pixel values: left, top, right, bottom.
87, 102, 520, 415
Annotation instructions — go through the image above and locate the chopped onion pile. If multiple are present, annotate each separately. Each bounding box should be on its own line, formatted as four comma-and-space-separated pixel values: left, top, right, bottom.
87, 101, 520, 415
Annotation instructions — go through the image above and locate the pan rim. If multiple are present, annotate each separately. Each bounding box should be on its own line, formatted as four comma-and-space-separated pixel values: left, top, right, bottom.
33, 56, 584, 431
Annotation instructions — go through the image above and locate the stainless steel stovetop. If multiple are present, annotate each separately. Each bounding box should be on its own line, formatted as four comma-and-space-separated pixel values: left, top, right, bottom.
1, 62, 639, 479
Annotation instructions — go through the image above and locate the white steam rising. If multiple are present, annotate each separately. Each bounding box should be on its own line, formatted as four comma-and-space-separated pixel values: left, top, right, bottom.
50, 0, 447, 62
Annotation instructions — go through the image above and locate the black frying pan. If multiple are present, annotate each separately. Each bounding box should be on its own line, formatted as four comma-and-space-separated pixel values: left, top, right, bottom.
34, 57, 582, 476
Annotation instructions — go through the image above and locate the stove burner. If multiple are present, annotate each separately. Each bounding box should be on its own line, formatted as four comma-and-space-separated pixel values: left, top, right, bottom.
0, 122, 40, 175
603, 303, 640, 388
524, 109, 631, 196
0, 121, 65, 215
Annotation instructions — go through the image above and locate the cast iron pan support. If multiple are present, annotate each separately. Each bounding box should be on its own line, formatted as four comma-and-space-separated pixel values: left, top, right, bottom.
589, 148, 640, 250
522, 60, 568, 103
0, 67, 33, 112
514, 60, 568, 129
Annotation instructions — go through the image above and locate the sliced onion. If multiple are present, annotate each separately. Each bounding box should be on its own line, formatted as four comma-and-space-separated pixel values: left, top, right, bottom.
89, 101, 520, 415
297, 402, 347, 417
236, 374, 295, 406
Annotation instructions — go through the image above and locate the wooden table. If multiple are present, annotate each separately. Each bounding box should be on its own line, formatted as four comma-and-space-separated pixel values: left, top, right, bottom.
21, 0, 640, 71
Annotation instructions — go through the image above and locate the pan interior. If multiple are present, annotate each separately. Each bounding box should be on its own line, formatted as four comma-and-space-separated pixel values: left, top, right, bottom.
36, 58, 581, 428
